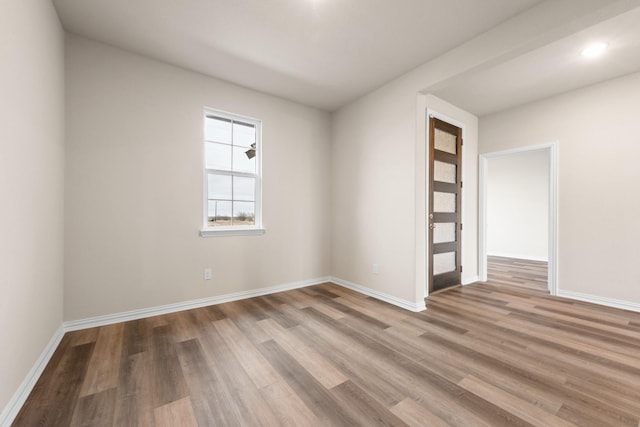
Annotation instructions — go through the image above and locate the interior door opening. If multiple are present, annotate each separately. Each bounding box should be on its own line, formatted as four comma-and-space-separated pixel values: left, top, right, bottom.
486, 149, 549, 292
479, 143, 558, 295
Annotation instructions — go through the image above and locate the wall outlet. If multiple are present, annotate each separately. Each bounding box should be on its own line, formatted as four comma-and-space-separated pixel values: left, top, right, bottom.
204, 268, 212, 280
372, 263, 379, 274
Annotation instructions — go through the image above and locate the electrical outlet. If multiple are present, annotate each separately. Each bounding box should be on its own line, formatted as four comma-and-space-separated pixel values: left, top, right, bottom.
372, 263, 379, 274
204, 268, 212, 280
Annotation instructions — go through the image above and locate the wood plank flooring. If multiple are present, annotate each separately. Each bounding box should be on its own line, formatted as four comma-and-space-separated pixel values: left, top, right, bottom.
487, 256, 548, 293
14, 273, 640, 426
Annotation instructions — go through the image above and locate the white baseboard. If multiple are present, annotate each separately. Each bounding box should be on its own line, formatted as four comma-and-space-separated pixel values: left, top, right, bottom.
556, 290, 640, 313
331, 277, 426, 312
0, 325, 65, 427
64, 276, 332, 331
487, 252, 548, 262
462, 275, 480, 285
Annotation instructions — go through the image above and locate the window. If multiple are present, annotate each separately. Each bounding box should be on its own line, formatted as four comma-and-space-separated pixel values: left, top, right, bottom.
200, 109, 264, 237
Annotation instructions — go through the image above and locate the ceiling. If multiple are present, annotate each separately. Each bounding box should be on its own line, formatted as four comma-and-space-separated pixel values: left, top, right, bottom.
52, 0, 542, 111
52, 0, 640, 115
432, 5, 640, 116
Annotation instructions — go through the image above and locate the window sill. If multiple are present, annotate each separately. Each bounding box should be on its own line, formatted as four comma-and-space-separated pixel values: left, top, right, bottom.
200, 227, 266, 237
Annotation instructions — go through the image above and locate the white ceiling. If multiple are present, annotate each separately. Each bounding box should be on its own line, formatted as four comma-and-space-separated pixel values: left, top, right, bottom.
432, 5, 640, 116
52, 0, 542, 111
52, 0, 640, 115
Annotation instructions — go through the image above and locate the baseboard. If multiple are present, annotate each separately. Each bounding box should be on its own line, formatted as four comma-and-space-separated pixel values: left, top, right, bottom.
331, 277, 426, 312
0, 325, 65, 427
487, 252, 548, 262
64, 276, 332, 331
462, 275, 480, 285
556, 290, 640, 313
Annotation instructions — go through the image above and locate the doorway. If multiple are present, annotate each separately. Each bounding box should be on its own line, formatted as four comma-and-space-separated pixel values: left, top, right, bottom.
479, 143, 558, 295
428, 117, 463, 293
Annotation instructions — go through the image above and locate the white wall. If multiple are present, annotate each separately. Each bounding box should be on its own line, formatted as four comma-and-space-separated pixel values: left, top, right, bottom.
487, 150, 548, 261
0, 0, 65, 419
64, 35, 332, 321
480, 71, 640, 305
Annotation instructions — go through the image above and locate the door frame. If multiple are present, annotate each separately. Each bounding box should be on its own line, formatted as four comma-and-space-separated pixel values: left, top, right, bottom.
425, 109, 466, 297
478, 142, 558, 295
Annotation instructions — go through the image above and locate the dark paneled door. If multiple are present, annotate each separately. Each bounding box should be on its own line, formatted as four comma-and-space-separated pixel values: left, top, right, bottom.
428, 117, 462, 293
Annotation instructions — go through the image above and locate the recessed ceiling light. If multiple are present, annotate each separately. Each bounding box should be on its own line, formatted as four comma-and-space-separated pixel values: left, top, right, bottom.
581, 42, 608, 58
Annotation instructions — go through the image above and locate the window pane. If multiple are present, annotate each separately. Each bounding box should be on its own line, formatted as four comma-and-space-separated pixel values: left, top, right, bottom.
208, 174, 232, 200
434, 128, 457, 155
232, 146, 256, 173
433, 222, 456, 244
434, 160, 456, 184
206, 142, 232, 171
205, 117, 232, 143
233, 201, 255, 225
433, 191, 456, 213
233, 122, 255, 148
203, 110, 262, 230
234, 176, 255, 201
433, 252, 456, 275
208, 200, 232, 226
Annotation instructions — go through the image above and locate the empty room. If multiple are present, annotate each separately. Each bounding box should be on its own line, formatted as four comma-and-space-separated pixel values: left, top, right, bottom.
3, 0, 640, 426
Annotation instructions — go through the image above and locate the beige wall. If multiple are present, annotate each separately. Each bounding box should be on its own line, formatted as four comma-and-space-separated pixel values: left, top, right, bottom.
480, 71, 640, 305
328, 0, 608, 306
64, 36, 332, 321
0, 0, 65, 417
330, 87, 478, 307
331, 81, 420, 304
487, 150, 549, 261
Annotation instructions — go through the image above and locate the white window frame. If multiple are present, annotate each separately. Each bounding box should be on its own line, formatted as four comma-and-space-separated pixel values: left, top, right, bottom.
200, 108, 265, 237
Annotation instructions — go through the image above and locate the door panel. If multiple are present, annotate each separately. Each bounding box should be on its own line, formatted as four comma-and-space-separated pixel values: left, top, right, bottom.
429, 117, 462, 293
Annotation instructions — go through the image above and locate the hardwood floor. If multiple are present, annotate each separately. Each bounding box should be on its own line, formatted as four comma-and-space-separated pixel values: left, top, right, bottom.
14, 277, 640, 426
487, 256, 548, 293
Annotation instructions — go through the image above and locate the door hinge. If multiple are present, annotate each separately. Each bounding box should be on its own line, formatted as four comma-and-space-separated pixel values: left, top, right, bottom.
461, 138, 464, 146
460, 180, 463, 189
460, 223, 463, 231
460, 265, 463, 273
